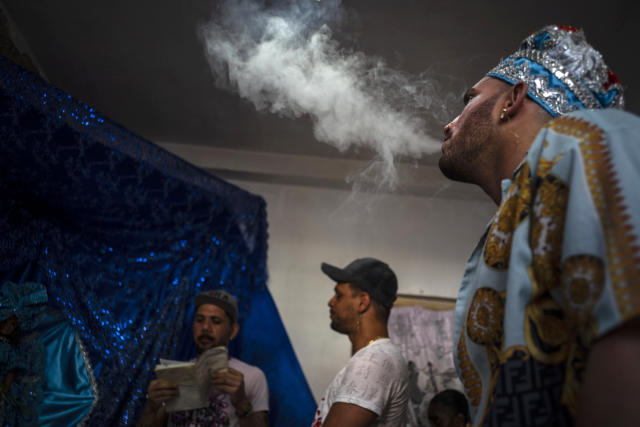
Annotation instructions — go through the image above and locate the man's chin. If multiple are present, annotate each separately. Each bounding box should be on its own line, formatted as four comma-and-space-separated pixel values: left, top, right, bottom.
438, 155, 456, 180
330, 321, 347, 334
438, 155, 472, 184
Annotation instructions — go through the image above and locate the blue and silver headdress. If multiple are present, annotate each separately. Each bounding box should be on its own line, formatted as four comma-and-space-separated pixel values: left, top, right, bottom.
487, 25, 624, 117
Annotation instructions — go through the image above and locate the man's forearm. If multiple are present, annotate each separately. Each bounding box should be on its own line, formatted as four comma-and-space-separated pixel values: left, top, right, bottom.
322, 402, 378, 427
233, 396, 268, 427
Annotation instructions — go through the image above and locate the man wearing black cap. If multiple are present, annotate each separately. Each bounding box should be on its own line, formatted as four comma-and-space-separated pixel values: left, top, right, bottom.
311, 258, 409, 427
138, 290, 269, 427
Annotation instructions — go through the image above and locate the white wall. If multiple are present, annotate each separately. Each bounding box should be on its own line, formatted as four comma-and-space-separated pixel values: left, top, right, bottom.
159, 143, 496, 402
227, 179, 495, 401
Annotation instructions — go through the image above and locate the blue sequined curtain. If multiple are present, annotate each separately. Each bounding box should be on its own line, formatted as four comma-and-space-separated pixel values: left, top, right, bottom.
0, 56, 315, 426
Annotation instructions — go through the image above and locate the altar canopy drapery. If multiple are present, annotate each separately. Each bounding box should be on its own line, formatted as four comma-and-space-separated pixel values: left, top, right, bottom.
0, 56, 315, 426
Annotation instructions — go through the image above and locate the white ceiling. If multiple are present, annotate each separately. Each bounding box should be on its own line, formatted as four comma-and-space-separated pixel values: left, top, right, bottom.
2, 0, 638, 198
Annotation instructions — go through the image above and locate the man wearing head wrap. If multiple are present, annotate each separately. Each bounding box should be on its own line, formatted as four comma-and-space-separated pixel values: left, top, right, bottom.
439, 25, 639, 426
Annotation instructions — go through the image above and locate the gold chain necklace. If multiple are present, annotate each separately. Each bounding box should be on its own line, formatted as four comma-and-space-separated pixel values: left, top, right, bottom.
368, 336, 387, 345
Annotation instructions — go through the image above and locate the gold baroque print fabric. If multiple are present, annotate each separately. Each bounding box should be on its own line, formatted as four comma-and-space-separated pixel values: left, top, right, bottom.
466, 288, 505, 347
530, 170, 568, 294
455, 110, 640, 426
483, 163, 532, 270
561, 255, 605, 328
456, 328, 482, 408
549, 116, 640, 321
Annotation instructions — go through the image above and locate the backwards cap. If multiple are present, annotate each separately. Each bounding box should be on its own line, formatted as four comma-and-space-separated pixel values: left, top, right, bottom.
194, 289, 238, 323
321, 258, 398, 309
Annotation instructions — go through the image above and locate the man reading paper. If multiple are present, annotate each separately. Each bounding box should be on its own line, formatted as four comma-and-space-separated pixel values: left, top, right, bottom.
138, 290, 269, 427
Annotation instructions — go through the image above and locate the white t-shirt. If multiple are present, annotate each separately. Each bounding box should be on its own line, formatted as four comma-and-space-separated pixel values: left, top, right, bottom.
312, 338, 408, 426
168, 357, 269, 427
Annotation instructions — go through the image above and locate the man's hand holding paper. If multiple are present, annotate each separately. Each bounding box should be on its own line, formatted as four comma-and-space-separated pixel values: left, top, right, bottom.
146, 379, 179, 410
211, 367, 249, 409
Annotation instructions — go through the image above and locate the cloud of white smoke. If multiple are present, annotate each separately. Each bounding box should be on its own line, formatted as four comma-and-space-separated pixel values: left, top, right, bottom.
200, 0, 445, 191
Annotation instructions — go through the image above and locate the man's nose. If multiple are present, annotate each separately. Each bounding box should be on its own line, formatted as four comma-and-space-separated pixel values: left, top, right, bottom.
328, 296, 335, 307
443, 116, 458, 140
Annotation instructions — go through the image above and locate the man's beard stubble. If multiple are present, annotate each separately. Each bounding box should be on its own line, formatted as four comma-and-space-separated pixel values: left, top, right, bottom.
330, 311, 360, 336
438, 94, 500, 184
330, 318, 346, 334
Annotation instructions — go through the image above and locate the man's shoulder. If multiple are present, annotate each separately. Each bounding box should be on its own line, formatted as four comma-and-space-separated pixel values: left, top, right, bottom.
366, 338, 405, 357
229, 357, 266, 377
229, 357, 269, 408
550, 108, 640, 134
333, 340, 408, 403
528, 107, 640, 169
352, 339, 407, 372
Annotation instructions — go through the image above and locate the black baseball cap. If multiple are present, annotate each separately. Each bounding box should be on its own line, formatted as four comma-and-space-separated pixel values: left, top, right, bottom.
321, 258, 398, 308
194, 290, 238, 323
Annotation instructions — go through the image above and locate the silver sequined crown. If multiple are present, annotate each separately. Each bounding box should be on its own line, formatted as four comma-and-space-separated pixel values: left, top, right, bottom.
487, 25, 624, 117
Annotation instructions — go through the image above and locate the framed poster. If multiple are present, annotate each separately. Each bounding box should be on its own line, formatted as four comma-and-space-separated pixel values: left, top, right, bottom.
394, 293, 456, 311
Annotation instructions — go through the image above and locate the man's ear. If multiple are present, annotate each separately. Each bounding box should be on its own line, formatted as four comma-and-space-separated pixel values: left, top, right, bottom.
230, 323, 240, 340
357, 291, 372, 313
504, 81, 528, 118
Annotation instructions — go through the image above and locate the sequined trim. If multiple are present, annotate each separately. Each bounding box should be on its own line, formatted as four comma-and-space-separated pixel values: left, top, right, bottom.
488, 25, 624, 117
76, 332, 99, 426
548, 116, 640, 320
500, 49, 602, 109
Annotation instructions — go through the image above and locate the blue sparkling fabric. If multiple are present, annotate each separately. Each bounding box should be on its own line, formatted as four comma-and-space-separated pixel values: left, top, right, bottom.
0, 281, 48, 327
0, 281, 47, 427
1, 334, 46, 427
0, 56, 315, 425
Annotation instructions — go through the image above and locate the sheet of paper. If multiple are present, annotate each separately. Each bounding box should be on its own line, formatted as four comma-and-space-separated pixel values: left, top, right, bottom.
155, 360, 205, 411
154, 346, 229, 412
155, 361, 196, 384
196, 346, 229, 375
